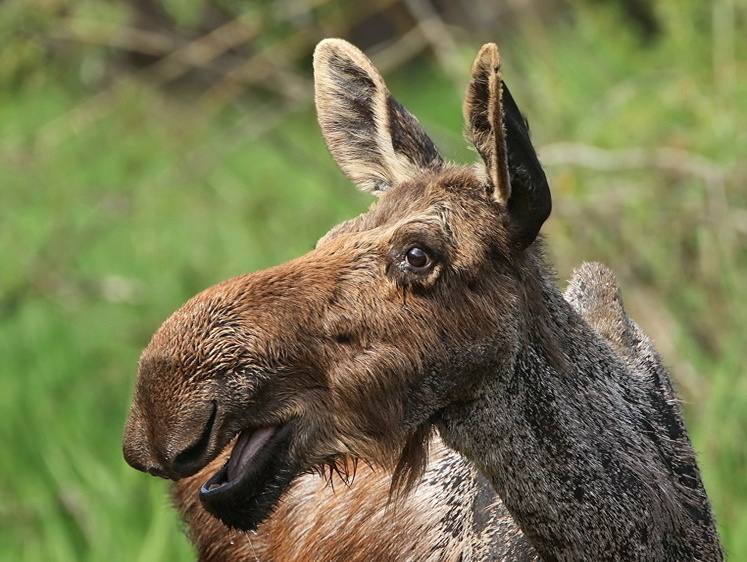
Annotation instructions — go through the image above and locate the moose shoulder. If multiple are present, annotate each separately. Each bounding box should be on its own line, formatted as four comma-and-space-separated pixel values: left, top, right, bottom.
123, 39, 721, 560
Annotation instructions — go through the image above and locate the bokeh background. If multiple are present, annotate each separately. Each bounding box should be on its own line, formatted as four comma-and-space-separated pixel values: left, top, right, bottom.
1, 0, 745, 559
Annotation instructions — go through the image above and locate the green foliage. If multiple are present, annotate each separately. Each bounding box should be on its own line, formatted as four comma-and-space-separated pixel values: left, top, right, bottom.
1, 0, 745, 558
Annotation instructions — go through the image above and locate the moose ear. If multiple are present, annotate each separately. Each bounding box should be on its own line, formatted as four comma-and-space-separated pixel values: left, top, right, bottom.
464, 43, 552, 251
313, 39, 443, 194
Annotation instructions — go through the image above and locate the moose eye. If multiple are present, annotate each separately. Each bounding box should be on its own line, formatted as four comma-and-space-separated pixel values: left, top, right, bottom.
404, 246, 432, 269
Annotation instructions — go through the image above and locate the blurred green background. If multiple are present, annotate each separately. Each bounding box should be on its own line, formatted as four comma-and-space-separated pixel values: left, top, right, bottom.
1, 0, 745, 559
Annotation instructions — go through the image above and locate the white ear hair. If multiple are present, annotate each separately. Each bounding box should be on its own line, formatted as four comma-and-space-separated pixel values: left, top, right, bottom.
464, 43, 552, 251
314, 38, 443, 194
463, 43, 511, 204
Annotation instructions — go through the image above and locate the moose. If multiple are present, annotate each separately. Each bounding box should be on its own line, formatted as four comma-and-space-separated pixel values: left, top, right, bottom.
123, 39, 722, 560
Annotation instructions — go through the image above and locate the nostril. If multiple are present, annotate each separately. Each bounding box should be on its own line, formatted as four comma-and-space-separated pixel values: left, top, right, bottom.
171, 403, 218, 478
146, 466, 170, 480
123, 452, 171, 480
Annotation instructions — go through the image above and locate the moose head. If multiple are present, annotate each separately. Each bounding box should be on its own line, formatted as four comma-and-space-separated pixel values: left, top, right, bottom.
123, 39, 551, 531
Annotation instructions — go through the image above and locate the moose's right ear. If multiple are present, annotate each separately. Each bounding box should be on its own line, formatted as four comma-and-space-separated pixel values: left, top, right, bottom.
464, 43, 551, 251
313, 39, 443, 194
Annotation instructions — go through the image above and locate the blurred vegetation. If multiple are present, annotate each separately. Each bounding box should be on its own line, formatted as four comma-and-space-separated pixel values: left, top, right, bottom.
1, 0, 745, 559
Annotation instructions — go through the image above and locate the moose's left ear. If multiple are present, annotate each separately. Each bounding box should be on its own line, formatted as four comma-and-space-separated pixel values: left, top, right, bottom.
314, 39, 444, 194
464, 43, 552, 251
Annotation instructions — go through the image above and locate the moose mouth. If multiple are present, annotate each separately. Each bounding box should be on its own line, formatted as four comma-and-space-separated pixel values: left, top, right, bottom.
199, 422, 299, 531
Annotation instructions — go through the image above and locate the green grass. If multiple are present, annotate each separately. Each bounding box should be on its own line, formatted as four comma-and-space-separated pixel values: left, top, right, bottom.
1, 0, 746, 558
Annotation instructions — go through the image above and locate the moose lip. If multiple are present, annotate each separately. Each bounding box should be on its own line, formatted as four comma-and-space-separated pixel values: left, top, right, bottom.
199, 422, 298, 531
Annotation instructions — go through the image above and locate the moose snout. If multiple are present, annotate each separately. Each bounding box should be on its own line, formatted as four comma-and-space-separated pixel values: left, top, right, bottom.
123, 401, 218, 480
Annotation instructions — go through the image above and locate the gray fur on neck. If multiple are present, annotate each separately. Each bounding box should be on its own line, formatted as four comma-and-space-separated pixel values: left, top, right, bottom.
436, 259, 721, 561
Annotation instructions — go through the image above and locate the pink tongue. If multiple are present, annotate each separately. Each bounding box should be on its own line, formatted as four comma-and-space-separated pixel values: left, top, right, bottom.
226, 427, 277, 483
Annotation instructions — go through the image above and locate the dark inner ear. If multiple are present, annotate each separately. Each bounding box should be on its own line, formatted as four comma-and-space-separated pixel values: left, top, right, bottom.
502, 82, 552, 251
387, 96, 443, 171
326, 50, 380, 159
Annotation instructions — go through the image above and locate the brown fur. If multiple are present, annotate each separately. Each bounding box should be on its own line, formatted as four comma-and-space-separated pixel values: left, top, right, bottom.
123, 39, 721, 560
174, 437, 535, 561
167, 262, 690, 562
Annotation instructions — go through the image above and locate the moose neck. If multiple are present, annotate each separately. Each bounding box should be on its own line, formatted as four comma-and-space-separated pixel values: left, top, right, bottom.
435, 249, 720, 561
